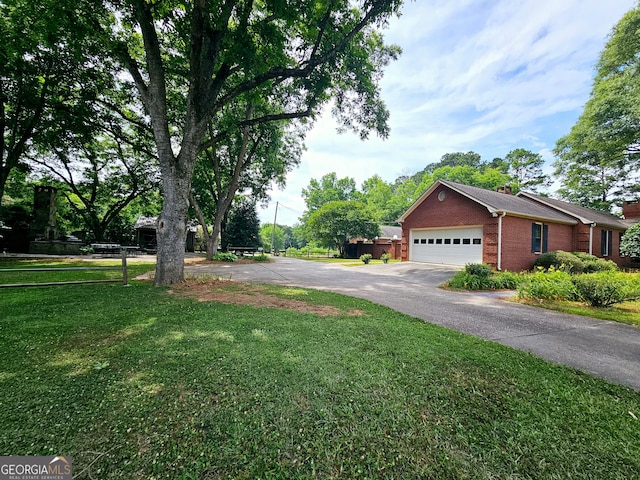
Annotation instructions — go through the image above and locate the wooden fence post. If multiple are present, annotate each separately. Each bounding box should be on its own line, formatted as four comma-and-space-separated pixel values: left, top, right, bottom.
121, 249, 129, 286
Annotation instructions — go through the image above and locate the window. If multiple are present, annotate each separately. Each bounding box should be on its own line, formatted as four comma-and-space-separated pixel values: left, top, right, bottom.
444, 238, 451, 245
453, 238, 461, 245
428, 239, 434, 244
420, 238, 427, 244
413, 239, 419, 244
473, 238, 482, 245
531, 223, 548, 254
462, 238, 471, 245
601, 229, 613, 256
436, 239, 443, 244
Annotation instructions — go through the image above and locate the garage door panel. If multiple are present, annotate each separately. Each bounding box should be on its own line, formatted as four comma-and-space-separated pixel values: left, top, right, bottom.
410, 227, 482, 265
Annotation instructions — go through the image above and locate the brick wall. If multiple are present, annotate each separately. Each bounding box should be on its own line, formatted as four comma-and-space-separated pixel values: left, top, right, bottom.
500, 218, 574, 271
401, 185, 495, 262
593, 226, 627, 266
623, 200, 640, 220
352, 239, 401, 259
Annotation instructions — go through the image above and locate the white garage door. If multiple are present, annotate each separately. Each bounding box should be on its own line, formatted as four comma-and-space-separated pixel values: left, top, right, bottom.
409, 227, 483, 265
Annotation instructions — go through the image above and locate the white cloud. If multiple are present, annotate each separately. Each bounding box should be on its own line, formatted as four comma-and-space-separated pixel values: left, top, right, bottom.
259, 0, 637, 225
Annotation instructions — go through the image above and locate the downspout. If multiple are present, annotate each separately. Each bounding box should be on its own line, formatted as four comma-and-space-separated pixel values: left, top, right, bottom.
497, 212, 506, 271
589, 223, 596, 255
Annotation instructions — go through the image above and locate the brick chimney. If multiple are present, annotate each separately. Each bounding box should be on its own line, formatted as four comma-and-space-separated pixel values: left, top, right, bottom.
496, 185, 512, 194
623, 200, 640, 220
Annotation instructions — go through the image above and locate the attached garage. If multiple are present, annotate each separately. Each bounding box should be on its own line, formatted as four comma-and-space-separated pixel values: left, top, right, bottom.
409, 226, 483, 265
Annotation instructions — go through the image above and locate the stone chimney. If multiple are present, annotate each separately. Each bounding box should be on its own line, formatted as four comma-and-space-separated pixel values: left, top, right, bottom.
623, 200, 640, 220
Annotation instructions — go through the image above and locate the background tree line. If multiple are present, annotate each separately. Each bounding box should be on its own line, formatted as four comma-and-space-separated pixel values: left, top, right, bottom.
295, 148, 548, 253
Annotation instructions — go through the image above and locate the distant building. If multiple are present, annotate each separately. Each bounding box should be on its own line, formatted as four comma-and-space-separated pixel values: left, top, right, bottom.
347, 225, 402, 259
134, 216, 197, 253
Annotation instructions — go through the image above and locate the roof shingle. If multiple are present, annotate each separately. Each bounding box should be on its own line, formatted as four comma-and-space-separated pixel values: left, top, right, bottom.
517, 191, 627, 229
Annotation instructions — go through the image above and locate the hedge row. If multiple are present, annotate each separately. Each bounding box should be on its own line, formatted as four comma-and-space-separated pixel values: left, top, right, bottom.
447, 253, 640, 307
518, 270, 640, 307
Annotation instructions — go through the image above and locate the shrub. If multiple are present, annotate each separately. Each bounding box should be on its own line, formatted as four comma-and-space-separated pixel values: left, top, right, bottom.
572, 252, 618, 273
380, 253, 391, 263
532, 251, 558, 270
620, 222, 640, 258
360, 254, 372, 264
252, 254, 269, 262
517, 269, 577, 301
212, 252, 238, 262
447, 268, 521, 291
491, 271, 522, 290
447, 271, 493, 290
572, 271, 639, 307
532, 250, 584, 273
465, 263, 492, 278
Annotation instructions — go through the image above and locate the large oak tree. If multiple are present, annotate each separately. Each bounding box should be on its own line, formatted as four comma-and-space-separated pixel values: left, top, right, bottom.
93, 0, 402, 285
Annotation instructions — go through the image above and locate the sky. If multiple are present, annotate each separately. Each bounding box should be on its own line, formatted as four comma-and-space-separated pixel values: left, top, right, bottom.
259, 0, 637, 226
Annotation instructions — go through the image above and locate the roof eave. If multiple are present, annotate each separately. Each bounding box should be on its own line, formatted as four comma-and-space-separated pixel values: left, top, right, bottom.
398, 179, 502, 224
517, 192, 629, 229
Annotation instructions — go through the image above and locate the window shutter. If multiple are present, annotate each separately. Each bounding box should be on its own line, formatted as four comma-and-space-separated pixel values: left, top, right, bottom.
531, 223, 537, 253
543, 225, 549, 253
601, 230, 607, 256
608, 230, 613, 256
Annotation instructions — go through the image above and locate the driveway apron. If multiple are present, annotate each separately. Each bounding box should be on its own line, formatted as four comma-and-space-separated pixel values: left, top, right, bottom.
185, 256, 640, 391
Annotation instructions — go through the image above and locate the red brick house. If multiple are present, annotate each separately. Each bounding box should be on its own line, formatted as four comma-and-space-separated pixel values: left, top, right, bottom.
398, 180, 631, 271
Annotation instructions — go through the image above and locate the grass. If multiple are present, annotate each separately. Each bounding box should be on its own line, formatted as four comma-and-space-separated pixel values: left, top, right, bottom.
0, 258, 155, 285
299, 257, 401, 266
516, 298, 640, 327
1, 260, 640, 478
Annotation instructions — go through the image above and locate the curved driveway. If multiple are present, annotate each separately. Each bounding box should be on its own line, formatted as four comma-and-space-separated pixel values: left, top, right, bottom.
185, 257, 640, 391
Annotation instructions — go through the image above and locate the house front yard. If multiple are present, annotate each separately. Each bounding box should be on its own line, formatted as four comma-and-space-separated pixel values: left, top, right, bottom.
1, 259, 639, 479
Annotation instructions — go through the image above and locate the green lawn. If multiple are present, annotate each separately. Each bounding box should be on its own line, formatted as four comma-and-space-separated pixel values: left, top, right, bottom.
0, 258, 155, 285
298, 257, 401, 266
516, 298, 640, 327
1, 260, 639, 478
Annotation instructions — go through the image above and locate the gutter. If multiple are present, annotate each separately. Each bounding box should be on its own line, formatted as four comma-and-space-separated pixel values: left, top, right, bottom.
589, 223, 596, 255
497, 212, 506, 271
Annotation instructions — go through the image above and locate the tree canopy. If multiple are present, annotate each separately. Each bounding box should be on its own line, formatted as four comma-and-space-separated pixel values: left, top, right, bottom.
223, 198, 261, 251
306, 200, 379, 256
0, 0, 114, 201
553, 3, 640, 211
504, 148, 548, 192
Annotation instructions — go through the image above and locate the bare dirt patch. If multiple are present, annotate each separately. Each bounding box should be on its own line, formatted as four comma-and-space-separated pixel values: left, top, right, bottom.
170, 279, 363, 317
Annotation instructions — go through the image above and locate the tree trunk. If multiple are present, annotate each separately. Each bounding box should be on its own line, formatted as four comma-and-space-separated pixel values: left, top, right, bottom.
209, 216, 223, 256
154, 170, 191, 286
0, 168, 10, 203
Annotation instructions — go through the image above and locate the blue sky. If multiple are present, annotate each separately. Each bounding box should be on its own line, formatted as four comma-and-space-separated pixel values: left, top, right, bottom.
259, 0, 637, 226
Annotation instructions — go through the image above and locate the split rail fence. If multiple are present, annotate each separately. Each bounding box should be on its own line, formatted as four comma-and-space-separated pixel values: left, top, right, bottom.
0, 250, 129, 289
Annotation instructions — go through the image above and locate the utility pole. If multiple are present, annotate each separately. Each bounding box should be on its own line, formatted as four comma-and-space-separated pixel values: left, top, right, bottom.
271, 201, 279, 255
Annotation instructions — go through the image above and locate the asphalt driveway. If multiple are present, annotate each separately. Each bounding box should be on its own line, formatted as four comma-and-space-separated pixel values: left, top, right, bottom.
185, 257, 640, 391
